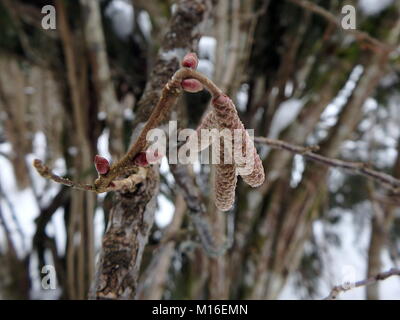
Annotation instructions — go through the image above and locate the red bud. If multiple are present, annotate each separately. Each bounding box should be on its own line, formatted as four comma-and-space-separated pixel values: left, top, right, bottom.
212, 94, 230, 106
182, 79, 203, 93
94, 155, 110, 175
133, 150, 164, 167
182, 52, 199, 69
133, 152, 149, 166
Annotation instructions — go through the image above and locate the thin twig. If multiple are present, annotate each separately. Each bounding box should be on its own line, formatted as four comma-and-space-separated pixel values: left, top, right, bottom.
254, 137, 400, 192
324, 267, 400, 299
33, 67, 223, 193
33, 159, 95, 191
34, 63, 400, 197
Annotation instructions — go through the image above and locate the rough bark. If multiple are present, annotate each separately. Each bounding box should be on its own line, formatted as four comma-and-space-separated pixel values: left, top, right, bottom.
92, 0, 211, 299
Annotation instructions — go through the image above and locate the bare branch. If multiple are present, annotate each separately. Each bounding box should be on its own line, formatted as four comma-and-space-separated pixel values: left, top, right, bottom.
33, 66, 224, 193
33, 159, 95, 192
169, 163, 234, 257
254, 137, 400, 192
324, 267, 400, 299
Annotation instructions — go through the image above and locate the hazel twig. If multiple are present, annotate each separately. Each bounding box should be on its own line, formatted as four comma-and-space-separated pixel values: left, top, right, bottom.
254, 136, 400, 192
324, 267, 400, 300
33, 159, 95, 191
33, 57, 226, 194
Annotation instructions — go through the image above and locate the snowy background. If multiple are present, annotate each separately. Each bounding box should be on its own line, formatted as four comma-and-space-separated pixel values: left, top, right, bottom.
0, 0, 399, 299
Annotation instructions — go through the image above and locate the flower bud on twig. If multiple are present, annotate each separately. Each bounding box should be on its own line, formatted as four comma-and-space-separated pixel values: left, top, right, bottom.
94, 155, 110, 175
133, 150, 163, 167
181, 52, 199, 69
181, 79, 203, 92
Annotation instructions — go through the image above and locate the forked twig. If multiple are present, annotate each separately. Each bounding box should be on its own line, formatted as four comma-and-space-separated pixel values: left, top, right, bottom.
33, 67, 223, 193
33, 57, 400, 196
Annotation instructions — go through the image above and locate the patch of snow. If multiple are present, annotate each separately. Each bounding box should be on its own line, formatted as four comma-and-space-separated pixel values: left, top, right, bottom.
0, 142, 12, 154
32, 131, 47, 161
193, 159, 201, 174
97, 111, 107, 121
160, 48, 187, 63
0, 155, 39, 256
171, 3, 177, 15
362, 97, 378, 113
138, 10, 152, 39
97, 128, 112, 161
155, 194, 174, 228
123, 107, 134, 120
358, 0, 394, 16
199, 36, 216, 62
160, 157, 175, 184
197, 59, 214, 79
45, 208, 66, 256
94, 206, 105, 252
268, 98, 304, 139
290, 154, 305, 188
236, 84, 249, 112
285, 81, 294, 98
105, 0, 134, 40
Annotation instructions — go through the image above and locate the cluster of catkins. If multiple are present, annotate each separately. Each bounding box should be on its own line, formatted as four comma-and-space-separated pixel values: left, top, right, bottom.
181, 53, 265, 211
93, 53, 265, 211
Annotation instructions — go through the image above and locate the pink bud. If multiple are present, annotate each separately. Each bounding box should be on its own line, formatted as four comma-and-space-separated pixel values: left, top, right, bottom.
94, 155, 110, 175
133, 152, 149, 166
212, 94, 230, 106
182, 53, 199, 69
182, 79, 203, 93
133, 150, 164, 167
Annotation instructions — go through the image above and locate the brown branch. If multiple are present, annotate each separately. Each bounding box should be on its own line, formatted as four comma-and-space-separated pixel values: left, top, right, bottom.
169, 163, 234, 257
33, 159, 95, 191
92, 0, 211, 299
136, 194, 186, 299
287, 0, 395, 53
34, 80, 400, 195
254, 137, 400, 192
33, 66, 224, 193
324, 267, 400, 300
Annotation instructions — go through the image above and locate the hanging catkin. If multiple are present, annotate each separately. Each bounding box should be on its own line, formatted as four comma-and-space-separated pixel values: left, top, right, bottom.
214, 141, 237, 211
212, 94, 265, 187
